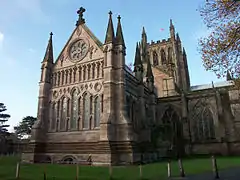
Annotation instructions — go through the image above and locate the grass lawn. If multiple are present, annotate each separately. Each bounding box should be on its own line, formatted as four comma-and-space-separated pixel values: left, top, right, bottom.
1, 155, 240, 180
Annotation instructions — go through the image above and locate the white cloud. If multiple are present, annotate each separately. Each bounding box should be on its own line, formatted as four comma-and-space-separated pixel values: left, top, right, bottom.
0, 31, 4, 49
28, 48, 36, 53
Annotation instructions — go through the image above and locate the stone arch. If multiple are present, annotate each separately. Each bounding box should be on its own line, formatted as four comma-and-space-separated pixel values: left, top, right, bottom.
160, 106, 184, 157
153, 50, 159, 66
160, 49, 167, 65
70, 86, 80, 96
62, 155, 77, 164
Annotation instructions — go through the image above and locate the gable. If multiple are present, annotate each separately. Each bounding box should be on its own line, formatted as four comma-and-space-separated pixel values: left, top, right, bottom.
54, 24, 104, 70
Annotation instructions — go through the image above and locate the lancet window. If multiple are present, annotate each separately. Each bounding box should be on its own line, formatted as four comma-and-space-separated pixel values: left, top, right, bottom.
71, 90, 78, 129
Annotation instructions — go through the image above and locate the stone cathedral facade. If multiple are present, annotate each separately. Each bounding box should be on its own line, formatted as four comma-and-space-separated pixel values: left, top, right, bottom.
22, 8, 240, 165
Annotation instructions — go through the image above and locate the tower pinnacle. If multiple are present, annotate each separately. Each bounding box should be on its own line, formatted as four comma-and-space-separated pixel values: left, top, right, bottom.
43, 32, 54, 63
115, 15, 125, 46
104, 11, 115, 44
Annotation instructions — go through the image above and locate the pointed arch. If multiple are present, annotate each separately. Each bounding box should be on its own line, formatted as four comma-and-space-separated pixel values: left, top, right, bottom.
60, 97, 68, 130
153, 51, 159, 66
83, 92, 90, 129
71, 89, 78, 129
194, 107, 215, 141
160, 49, 167, 64
94, 96, 101, 127
168, 47, 173, 63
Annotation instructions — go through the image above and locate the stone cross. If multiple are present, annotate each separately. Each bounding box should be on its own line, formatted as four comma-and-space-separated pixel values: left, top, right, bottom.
76, 7, 86, 26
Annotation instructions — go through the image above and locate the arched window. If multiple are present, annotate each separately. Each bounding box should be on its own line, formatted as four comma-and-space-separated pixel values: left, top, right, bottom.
51, 103, 57, 130
161, 49, 167, 64
71, 90, 78, 129
94, 96, 101, 127
153, 51, 159, 66
168, 47, 173, 63
83, 93, 90, 129
194, 107, 215, 141
60, 97, 68, 130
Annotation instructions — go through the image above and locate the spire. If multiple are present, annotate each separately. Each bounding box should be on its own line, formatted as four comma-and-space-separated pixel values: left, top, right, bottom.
170, 19, 174, 29
142, 26, 146, 35
76, 7, 86, 26
43, 32, 53, 63
104, 11, 115, 44
176, 32, 181, 42
183, 47, 186, 56
115, 15, 125, 46
226, 71, 232, 81
133, 43, 142, 67
146, 54, 153, 80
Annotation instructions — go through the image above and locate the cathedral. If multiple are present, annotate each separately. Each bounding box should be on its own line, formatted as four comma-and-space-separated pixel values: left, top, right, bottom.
22, 7, 240, 165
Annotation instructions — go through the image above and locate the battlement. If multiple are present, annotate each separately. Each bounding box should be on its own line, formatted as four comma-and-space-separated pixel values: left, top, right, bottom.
148, 38, 171, 46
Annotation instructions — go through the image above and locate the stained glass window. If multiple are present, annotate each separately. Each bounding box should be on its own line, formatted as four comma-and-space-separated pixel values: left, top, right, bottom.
71, 90, 78, 129
60, 97, 67, 130
83, 93, 90, 129
94, 96, 101, 127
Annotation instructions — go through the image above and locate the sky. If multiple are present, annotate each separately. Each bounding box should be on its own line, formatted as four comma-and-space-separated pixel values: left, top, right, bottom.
0, 0, 224, 132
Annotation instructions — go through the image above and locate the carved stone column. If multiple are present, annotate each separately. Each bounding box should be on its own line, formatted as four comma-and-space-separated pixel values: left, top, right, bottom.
78, 66, 82, 82
65, 70, 68, 85
92, 63, 95, 80
69, 69, 72, 84
73, 66, 77, 83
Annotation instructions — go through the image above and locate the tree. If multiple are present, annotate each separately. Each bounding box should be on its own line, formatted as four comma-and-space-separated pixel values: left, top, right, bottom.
0, 103, 10, 133
198, 0, 240, 79
14, 116, 37, 139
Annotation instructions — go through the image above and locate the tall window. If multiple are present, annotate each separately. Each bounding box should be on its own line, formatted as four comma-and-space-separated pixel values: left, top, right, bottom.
194, 107, 215, 141
168, 47, 173, 63
71, 90, 78, 129
83, 93, 90, 129
153, 51, 159, 66
94, 96, 101, 127
51, 103, 57, 130
161, 49, 167, 64
60, 97, 68, 130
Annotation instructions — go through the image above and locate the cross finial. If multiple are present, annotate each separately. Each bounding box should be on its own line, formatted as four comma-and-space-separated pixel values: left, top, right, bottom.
117, 15, 121, 20
109, 11, 112, 15
50, 32, 53, 36
76, 7, 86, 26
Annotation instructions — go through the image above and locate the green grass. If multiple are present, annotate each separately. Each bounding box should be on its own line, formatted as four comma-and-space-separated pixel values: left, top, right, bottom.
1, 155, 240, 180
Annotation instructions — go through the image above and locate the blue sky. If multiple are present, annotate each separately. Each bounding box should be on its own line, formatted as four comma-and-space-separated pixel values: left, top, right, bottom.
0, 0, 223, 131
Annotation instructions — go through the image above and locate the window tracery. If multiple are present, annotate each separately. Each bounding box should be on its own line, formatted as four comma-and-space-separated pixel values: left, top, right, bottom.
192, 104, 215, 141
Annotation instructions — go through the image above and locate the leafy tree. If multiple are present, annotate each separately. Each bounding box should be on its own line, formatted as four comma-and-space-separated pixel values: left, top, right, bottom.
0, 103, 10, 133
198, 0, 240, 78
14, 116, 37, 139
